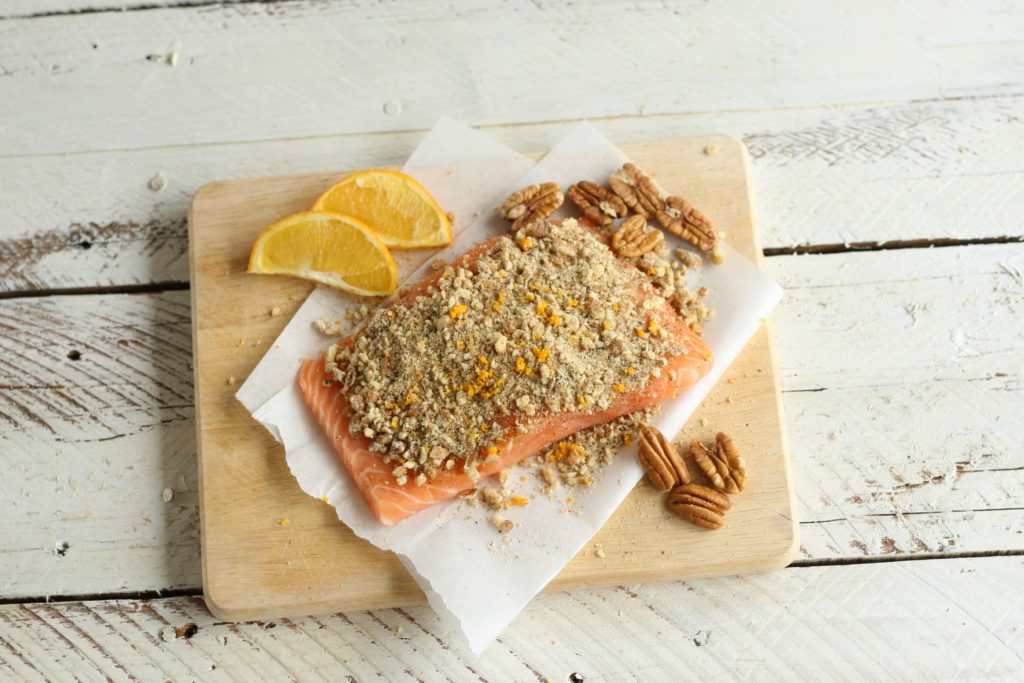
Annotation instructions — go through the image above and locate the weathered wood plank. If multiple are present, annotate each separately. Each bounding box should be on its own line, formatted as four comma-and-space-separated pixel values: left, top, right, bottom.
745, 241, 1022, 561
1, 0, 1022, 156
0, 291, 200, 595
1, 242, 1020, 596
3, 95, 1023, 291
1, 557, 1022, 681
770, 243, 1024, 558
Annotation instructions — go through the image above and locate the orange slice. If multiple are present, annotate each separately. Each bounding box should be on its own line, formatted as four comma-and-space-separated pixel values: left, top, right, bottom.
312, 169, 452, 249
247, 211, 398, 296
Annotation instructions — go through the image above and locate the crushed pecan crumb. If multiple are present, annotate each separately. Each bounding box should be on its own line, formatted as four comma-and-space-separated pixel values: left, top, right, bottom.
327, 219, 684, 486
490, 513, 514, 534
533, 409, 655, 491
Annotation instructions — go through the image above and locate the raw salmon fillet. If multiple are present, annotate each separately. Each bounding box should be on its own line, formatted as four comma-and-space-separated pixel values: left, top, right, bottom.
298, 230, 713, 525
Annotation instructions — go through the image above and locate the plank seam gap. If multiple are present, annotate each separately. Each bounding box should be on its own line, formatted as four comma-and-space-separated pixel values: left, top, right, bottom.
4, 550, 1020, 606
0, 587, 201, 607
791, 549, 1024, 568
0, 0, 297, 21
0, 281, 190, 300
4, 235, 1020, 299
763, 234, 1024, 256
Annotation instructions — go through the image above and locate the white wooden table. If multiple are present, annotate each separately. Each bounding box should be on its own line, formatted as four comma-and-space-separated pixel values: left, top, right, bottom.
2, 1, 1022, 680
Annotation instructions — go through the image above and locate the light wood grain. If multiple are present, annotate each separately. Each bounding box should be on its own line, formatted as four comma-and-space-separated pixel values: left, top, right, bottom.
4, 94, 1022, 291
2, 556, 1022, 682
2, 0, 1022, 156
189, 136, 799, 619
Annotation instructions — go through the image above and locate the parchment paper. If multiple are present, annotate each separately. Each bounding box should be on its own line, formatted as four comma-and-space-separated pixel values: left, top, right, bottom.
236, 119, 783, 655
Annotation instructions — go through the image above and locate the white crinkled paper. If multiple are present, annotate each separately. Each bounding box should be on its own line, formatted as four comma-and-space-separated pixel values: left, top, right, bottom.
236, 118, 783, 655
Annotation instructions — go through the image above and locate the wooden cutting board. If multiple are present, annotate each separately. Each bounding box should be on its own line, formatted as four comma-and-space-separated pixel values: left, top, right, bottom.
189, 135, 798, 621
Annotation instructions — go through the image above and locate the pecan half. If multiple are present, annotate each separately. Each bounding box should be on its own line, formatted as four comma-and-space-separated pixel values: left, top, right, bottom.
611, 215, 664, 258
609, 163, 664, 219
657, 195, 722, 263
690, 432, 746, 493
500, 182, 564, 231
566, 181, 627, 227
666, 483, 731, 530
637, 425, 690, 491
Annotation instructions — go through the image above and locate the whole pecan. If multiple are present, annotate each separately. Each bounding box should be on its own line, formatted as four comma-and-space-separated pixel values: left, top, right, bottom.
637, 425, 690, 491
611, 215, 664, 258
657, 195, 721, 263
666, 483, 731, 530
609, 163, 664, 219
690, 432, 746, 493
500, 182, 564, 232
566, 180, 627, 227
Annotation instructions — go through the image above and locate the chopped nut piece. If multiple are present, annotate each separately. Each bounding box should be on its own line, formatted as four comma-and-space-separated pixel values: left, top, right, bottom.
270, 306, 282, 317
490, 513, 513, 534
499, 182, 564, 231
657, 195, 719, 261
566, 180, 627, 227
609, 163, 664, 219
673, 248, 703, 270
636, 425, 690, 491
480, 487, 504, 509
611, 215, 664, 258
313, 316, 346, 336
666, 483, 731, 530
